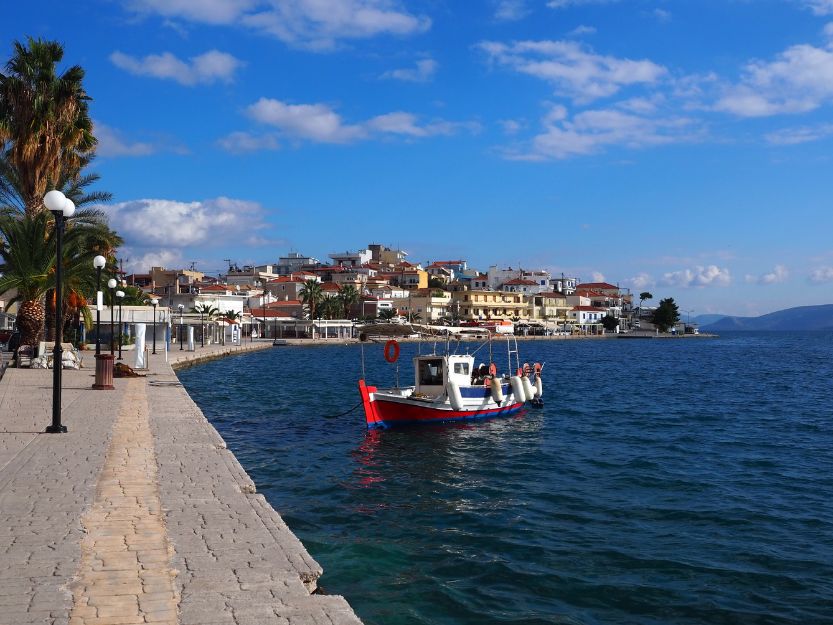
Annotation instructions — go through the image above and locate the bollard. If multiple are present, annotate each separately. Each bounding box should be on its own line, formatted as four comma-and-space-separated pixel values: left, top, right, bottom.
92, 353, 115, 390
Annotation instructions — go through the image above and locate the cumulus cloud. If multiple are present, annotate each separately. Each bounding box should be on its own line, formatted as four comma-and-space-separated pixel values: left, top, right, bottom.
547, 0, 618, 8
217, 131, 281, 153
626, 272, 655, 289
809, 266, 833, 283
653, 8, 671, 21
110, 49, 242, 85
590, 271, 605, 282
123, 0, 430, 49
567, 25, 596, 37
804, 0, 833, 15
507, 104, 697, 160
106, 197, 269, 249
660, 265, 731, 288
745, 265, 789, 285
95, 122, 155, 157
477, 39, 666, 103
245, 98, 477, 144
494, 0, 529, 21
381, 58, 437, 82
714, 43, 833, 117
122, 249, 184, 274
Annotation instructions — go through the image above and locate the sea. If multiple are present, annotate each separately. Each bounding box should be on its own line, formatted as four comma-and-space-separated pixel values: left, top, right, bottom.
177, 332, 833, 625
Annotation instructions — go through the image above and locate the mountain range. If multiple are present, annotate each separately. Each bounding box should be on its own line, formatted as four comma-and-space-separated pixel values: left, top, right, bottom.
700, 304, 833, 331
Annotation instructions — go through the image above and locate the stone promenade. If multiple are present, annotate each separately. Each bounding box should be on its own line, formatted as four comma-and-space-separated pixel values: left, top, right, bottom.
0, 342, 363, 625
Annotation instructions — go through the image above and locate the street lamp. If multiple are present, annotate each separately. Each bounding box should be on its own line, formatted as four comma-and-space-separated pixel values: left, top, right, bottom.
42, 189, 75, 433
151, 298, 159, 354
93, 255, 106, 354
200, 308, 205, 348
178, 304, 184, 350
116, 290, 124, 360
107, 278, 117, 354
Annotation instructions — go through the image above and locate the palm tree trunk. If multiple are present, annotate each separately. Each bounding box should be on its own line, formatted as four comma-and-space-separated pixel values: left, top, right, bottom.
17, 299, 46, 347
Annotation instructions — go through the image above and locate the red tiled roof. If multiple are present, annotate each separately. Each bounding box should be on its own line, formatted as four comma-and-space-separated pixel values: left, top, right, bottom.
576, 282, 619, 290
504, 278, 537, 285
432, 260, 465, 265
265, 300, 302, 307
321, 282, 340, 291
572, 306, 606, 312
199, 285, 230, 292
269, 276, 303, 283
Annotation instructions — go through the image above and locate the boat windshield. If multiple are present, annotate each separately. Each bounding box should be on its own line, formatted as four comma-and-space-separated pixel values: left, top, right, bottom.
418, 359, 444, 386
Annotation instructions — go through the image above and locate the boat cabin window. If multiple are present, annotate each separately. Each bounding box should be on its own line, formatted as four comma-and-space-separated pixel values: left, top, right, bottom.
419, 359, 444, 386
453, 362, 469, 375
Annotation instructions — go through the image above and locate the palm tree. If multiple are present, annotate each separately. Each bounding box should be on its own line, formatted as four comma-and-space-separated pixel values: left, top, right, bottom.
299, 279, 323, 319
0, 38, 96, 217
193, 303, 219, 344
0, 212, 55, 345
319, 296, 341, 320
338, 284, 359, 319
378, 308, 396, 321
221, 310, 241, 345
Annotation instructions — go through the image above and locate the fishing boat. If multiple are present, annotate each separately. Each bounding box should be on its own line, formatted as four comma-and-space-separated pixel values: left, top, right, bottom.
357, 325, 543, 429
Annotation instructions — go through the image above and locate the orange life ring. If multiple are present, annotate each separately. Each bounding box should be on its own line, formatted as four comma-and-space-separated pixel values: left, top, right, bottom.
384, 340, 400, 363
534, 362, 542, 374
488, 363, 497, 376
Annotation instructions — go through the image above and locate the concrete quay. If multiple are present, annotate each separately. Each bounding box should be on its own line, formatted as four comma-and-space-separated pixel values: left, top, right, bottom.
0, 342, 362, 625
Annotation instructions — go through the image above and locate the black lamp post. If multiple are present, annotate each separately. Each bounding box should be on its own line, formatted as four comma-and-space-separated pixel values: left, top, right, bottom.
107, 278, 117, 354
93, 254, 106, 354
151, 298, 159, 354
43, 190, 75, 433
116, 289, 124, 360
178, 304, 184, 350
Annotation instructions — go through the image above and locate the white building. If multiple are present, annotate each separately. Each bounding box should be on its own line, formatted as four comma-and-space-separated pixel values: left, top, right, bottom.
329, 249, 372, 267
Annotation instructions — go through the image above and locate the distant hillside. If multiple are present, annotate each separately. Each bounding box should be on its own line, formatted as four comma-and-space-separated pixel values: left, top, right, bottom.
701, 304, 833, 331
692, 314, 728, 326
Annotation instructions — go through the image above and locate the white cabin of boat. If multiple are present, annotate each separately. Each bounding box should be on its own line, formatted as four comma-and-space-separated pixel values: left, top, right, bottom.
413, 354, 474, 395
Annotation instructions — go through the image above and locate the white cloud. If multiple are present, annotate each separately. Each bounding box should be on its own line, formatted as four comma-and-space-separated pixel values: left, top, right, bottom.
803, 0, 833, 15
809, 266, 833, 283
825, 22, 833, 38
567, 25, 596, 37
660, 265, 731, 288
714, 43, 833, 117
494, 0, 529, 21
106, 197, 269, 249
547, 0, 618, 8
381, 58, 437, 82
590, 271, 605, 282
94, 122, 155, 157
217, 131, 281, 153
110, 49, 242, 85
653, 8, 671, 21
477, 39, 666, 102
765, 123, 833, 144
500, 119, 524, 134
246, 98, 477, 144
626, 272, 655, 289
745, 265, 789, 285
123, 0, 430, 49
510, 104, 697, 160
122, 248, 184, 274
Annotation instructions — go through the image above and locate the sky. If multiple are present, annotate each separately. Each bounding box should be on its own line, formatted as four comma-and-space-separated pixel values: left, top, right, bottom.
5, 0, 833, 316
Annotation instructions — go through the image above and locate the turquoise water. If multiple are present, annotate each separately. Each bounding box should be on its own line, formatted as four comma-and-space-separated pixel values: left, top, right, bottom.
178, 333, 833, 625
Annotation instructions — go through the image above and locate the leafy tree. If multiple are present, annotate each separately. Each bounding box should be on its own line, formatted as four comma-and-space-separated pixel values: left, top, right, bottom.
0, 38, 96, 216
600, 314, 619, 332
338, 284, 359, 318
222, 310, 241, 324
378, 308, 396, 321
299, 279, 322, 319
652, 297, 680, 332
119, 285, 149, 306
428, 276, 445, 288
639, 291, 653, 308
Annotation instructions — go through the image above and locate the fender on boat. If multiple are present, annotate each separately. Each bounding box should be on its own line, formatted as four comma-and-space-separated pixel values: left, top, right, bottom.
490, 376, 505, 404
447, 380, 464, 411
358, 379, 382, 428
534, 375, 543, 398
521, 375, 536, 402
509, 376, 525, 404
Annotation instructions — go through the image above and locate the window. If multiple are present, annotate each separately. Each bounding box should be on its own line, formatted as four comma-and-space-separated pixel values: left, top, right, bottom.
453, 362, 470, 375
419, 359, 444, 385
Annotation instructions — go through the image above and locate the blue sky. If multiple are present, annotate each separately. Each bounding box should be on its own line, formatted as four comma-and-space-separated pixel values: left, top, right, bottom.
5, 0, 833, 316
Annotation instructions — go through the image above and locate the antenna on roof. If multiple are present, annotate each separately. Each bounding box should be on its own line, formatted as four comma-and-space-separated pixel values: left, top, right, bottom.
223, 259, 233, 272
189, 261, 198, 271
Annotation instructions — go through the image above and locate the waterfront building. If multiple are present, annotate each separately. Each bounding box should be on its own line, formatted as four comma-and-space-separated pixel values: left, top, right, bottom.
392, 289, 452, 322
568, 306, 606, 333
487, 265, 552, 292
528, 291, 571, 324
450, 285, 530, 321
265, 276, 306, 301
551, 275, 578, 294
500, 278, 539, 294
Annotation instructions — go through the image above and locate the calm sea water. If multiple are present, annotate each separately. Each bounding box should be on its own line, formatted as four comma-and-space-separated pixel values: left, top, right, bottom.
178, 333, 833, 625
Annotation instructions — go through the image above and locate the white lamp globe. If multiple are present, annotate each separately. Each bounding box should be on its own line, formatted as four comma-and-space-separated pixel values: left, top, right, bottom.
107, 278, 118, 289
62, 198, 75, 218
178, 304, 184, 310
150, 298, 159, 306
43, 190, 67, 212
93, 255, 106, 269
116, 290, 125, 298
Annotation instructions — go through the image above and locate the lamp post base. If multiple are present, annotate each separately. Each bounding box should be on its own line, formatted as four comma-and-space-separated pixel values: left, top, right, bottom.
45, 424, 68, 433
92, 354, 115, 390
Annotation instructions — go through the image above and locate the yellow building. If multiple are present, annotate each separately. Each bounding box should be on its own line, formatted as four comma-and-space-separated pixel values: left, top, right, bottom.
528, 291, 571, 323
450, 288, 530, 320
